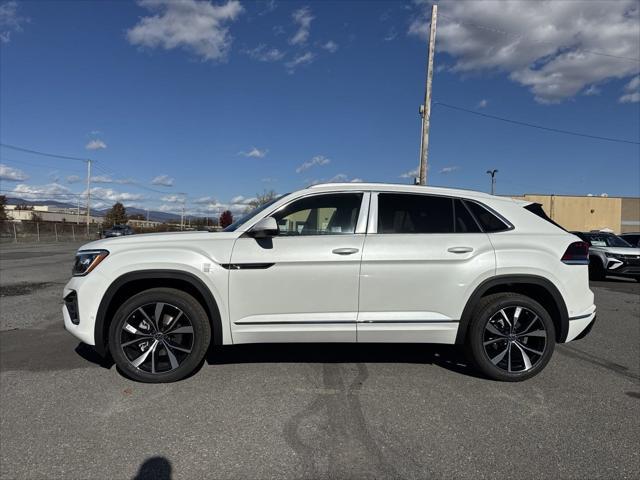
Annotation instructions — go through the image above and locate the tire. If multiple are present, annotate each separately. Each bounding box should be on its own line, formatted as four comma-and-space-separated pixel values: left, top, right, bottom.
465, 293, 556, 382
589, 258, 606, 281
109, 288, 211, 383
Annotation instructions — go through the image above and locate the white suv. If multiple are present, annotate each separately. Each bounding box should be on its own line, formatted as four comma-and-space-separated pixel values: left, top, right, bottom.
63, 183, 596, 383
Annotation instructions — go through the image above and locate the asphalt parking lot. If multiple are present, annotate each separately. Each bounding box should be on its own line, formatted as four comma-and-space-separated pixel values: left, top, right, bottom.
1, 242, 638, 480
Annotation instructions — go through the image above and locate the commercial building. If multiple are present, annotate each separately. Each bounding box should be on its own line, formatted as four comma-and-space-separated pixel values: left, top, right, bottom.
513, 194, 640, 234
5, 204, 104, 224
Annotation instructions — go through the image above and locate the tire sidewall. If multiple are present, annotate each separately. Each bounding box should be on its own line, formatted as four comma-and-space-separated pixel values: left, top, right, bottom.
109, 288, 211, 383
468, 294, 556, 382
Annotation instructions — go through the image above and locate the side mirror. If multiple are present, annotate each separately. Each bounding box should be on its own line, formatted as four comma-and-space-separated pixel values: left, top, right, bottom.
248, 217, 279, 238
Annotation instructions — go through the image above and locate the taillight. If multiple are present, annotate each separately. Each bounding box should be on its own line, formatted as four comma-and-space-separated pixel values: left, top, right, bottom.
561, 242, 590, 265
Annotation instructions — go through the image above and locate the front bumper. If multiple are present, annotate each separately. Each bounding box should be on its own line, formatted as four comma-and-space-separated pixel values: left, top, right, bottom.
62, 272, 109, 346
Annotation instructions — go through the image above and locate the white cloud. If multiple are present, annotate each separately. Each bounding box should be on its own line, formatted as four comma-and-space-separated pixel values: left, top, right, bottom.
399, 167, 419, 179
477, 99, 488, 108
127, 0, 244, 62
350, 178, 363, 183
439, 165, 460, 174
0, 164, 29, 181
11, 183, 73, 201
290, 7, 313, 45
296, 155, 330, 173
0, 1, 28, 43
261, 177, 276, 183
619, 75, 640, 103
85, 139, 107, 150
285, 51, 315, 72
90, 175, 134, 184
244, 44, 285, 62
161, 195, 184, 203
384, 28, 397, 42
327, 173, 348, 182
66, 175, 82, 184
238, 147, 268, 158
409, 0, 640, 103
584, 85, 601, 96
151, 174, 174, 186
193, 195, 216, 204
89, 187, 145, 202
322, 40, 338, 53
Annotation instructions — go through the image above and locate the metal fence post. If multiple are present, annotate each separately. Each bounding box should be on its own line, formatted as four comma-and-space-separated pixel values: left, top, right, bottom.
37, 222, 40, 242
72, 224, 75, 241
13, 223, 17, 243
54, 223, 58, 241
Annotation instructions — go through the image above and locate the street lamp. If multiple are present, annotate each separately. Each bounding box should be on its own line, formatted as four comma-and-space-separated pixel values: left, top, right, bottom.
486, 169, 498, 195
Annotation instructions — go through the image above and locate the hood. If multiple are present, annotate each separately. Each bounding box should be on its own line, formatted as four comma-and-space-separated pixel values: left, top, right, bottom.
79, 230, 238, 251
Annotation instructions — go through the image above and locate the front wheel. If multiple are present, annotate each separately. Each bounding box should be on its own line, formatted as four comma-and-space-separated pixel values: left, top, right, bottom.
109, 288, 211, 383
465, 293, 555, 382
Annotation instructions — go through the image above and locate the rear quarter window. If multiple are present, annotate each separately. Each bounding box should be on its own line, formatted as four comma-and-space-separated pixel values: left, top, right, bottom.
463, 200, 511, 233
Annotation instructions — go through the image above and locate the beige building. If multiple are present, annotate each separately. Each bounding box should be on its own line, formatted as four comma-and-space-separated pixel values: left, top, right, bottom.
512, 194, 640, 234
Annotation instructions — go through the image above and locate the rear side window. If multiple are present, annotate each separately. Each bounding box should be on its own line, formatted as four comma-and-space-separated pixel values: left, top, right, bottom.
464, 200, 511, 232
454, 199, 482, 233
378, 194, 453, 233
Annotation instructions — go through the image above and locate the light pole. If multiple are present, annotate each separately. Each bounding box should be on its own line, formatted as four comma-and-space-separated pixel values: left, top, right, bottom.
486, 169, 498, 195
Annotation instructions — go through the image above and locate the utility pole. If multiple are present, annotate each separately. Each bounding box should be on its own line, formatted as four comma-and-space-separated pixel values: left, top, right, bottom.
486, 169, 498, 195
418, 4, 438, 185
85, 159, 92, 235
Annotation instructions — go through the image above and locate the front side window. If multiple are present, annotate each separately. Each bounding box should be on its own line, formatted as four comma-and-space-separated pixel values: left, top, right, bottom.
272, 193, 363, 236
377, 193, 454, 233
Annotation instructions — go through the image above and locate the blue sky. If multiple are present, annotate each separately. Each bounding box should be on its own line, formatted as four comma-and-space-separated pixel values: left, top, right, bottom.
1, 0, 639, 216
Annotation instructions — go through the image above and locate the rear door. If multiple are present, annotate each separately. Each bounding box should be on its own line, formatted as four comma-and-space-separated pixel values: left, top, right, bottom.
357, 193, 495, 343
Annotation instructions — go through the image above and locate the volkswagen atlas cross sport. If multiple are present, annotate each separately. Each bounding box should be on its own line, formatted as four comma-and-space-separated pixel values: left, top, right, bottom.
63, 183, 596, 383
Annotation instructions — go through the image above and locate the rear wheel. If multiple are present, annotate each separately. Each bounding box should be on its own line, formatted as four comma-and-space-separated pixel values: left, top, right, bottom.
466, 293, 555, 382
109, 288, 211, 383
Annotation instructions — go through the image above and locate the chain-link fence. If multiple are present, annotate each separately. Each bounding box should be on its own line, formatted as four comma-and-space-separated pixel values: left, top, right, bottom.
0, 222, 102, 243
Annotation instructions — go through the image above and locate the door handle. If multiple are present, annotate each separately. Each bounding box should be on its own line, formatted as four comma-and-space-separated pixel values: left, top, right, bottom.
447, 246, 474, 254
332, 247, 360, 255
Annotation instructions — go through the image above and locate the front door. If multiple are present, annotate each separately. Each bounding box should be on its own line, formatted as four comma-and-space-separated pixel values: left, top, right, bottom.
229, 192, 369, 343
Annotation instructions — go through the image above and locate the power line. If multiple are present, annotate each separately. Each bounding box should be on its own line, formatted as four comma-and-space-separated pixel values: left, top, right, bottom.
433, 101, 640, 145
0, 143, 88, 162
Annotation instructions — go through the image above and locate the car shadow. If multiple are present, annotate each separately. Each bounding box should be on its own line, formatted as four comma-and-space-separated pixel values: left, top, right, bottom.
74, 342, 114, 369
72, 341, 484, 380
205, 343, 485, 379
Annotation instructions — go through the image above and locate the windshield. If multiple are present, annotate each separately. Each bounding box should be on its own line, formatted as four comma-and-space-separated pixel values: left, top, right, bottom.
222, 196, 284, 232
585, 233, 632, 248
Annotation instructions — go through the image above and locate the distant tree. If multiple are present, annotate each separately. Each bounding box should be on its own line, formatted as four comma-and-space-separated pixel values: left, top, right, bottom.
219, 210, 233, 228
245, 190, 278, 213
0, 195, 6, 223
104, 202, 127, 226
30, 211, 43, 222
15, 203, 33, 210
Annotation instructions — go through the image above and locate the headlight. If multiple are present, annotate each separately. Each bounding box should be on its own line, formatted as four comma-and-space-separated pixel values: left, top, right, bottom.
72, 250, 109, 276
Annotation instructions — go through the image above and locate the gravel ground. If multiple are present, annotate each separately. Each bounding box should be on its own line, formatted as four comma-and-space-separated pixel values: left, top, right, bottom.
0, 242, 638, 480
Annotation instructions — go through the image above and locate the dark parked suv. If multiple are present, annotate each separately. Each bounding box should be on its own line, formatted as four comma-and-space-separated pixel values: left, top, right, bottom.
620, 232, 640, 247
103, 224, 134, 238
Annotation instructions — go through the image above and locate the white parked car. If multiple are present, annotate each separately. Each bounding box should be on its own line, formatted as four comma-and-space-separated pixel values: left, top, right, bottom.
63, 183, 596, 383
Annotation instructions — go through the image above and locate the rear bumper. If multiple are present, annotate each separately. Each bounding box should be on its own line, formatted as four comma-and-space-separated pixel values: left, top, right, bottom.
564, 305, 596, 342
